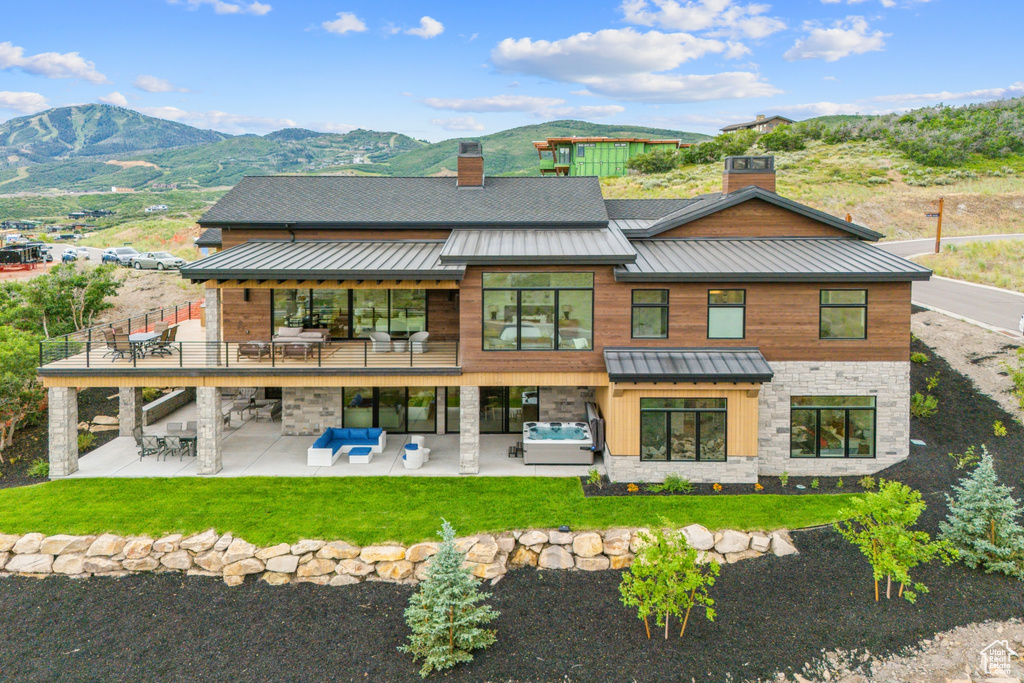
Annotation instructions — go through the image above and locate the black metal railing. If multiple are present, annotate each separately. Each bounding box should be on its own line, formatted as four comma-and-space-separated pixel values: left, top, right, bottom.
39, 339, 460, 371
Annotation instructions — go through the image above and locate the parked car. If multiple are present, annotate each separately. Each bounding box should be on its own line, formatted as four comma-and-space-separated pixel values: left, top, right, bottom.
102, 247, 139, 265
130, 251, 187, 270
61, 250, 78, 262
75, 247, 92, 260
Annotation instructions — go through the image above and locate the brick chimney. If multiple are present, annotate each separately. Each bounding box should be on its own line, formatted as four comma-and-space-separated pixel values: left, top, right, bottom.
457, 141, 484, 188
722, 155, 775, 194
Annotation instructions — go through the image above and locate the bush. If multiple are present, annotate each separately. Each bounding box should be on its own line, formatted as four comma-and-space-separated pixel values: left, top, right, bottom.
949, 445, 980, 470
858, 476, 876, 491
586, 467, 602, 489
400, 520, 498, 677
77, 432, 95, 452
910, 352, 929, 364
647, 474, 693, 494
26, 458, 49, 478
625, 150, 678, 174
994, 420, 1008, 437
142, 387, 160, 402
758, 125, 806, 152
910, 392, 938, 418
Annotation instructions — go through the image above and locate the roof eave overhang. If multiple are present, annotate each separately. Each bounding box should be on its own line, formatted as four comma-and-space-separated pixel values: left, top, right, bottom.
608, 372, 774, 384
440, 255, 636, 265
179, 268, 465, 283
613, 270, 932, 283
198, 220, 611, 230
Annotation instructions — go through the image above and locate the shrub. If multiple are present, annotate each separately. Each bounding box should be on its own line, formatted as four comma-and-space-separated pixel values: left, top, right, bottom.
27, 458, 49, 478
949, 445, 980, 470
758, 125, 807, 152
77, 432, 95, 452
836, 477, 844, 489
834, 480, 955, 602
925, 372, 940, 391
625, 149, 678, 174
910, 352, 929, 364
779, 471, 789, 488
993, 420, 1008, 437
910, 392, 938, 418
648, 474, 693, 494
142, 387, 160, 402
1004, 348, 1024, 410
400, 520, 499, 677
587, 467, 602, 489
619, 525, 719, 640
858, 476, 876, 491
810, 478, 820, 490
939, 446, 1024, 578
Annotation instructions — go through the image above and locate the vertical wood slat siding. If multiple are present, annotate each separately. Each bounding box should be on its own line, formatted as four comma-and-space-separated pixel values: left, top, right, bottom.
595, 385, 760, 458
654, 199, 854, 239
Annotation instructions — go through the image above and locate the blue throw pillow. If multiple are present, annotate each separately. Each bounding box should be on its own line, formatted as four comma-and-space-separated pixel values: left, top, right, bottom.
332, 428, 350, 439
367, 428, 382, 438
352, 429, 369, 440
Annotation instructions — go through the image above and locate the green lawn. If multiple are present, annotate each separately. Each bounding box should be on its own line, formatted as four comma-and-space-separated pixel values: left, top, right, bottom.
0, 478, 856, 546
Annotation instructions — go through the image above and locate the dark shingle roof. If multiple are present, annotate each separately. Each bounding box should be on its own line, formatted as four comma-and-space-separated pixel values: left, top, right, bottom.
604, 347, 774, 383
179, 239, 464, 282
199, 175, 608, 228
616, 238, 932, 282
635, 186, 883, 241
194, 228, 221, 247
440, 225, 636, 264
720, 115, 795, 132
604, 198, 702, 220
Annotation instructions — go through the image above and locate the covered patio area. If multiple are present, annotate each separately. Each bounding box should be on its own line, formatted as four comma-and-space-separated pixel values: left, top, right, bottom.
69, 400, 604, 478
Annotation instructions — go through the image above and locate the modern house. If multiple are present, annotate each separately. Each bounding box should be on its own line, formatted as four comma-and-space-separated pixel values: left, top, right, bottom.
41, 142, 930, 483
534, 137, 685, 177
720, 115, 795, 134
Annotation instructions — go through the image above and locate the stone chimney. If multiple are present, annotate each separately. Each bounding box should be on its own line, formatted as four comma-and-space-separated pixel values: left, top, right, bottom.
457, 141, 484, 188
722, 155, 775, 194
755, 114, 765, 121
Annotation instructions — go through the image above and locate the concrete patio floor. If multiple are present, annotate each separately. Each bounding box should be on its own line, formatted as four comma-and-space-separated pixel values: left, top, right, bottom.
69, 400, 605, 478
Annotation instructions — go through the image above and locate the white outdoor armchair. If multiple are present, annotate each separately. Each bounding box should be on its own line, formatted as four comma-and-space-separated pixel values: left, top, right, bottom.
409, 331, 429, 353
369, 331, 392, 353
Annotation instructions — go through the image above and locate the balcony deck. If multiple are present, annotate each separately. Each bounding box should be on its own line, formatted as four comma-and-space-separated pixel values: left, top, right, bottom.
40, 320, 461, 376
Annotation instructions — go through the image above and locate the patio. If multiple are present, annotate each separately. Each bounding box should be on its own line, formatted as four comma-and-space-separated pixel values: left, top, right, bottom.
71, 399, 604, 478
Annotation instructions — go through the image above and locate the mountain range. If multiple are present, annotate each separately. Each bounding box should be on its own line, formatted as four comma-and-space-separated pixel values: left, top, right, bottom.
0, 105, 709, 193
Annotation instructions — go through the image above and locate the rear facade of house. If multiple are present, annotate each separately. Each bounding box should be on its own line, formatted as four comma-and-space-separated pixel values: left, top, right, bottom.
534, 137, 683, 177
40, 144, 930, 483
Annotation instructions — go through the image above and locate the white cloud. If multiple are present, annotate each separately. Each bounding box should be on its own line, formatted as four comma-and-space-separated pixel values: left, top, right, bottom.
542, 104, 626, 119
430, 116, 486, 131
823, 75, 838, 81
322, 12, 367, 35
870, 81, 1024, 104
421, 95, 566, 113
577, 71, 781, 102
406, 16, 444, 39
0, 41, 108, 84
133, 75, 189, 93
784, 17, 888, 62
772, 101, 867, 117
724, 41, 751, 59
492, 28, 725, 82
0, 91, 48, 114
137, 106, 294, 134
169, 0, 271, 15
621, 0, 786, 39
822, 0, 933, 6
309, 121, 357, 133
98, 92, 129, 107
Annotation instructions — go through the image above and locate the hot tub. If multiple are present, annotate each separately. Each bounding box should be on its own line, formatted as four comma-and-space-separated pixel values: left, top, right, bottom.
522, 421, 594, 465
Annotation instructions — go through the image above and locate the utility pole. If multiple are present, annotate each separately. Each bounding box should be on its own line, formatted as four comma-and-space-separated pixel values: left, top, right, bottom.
927, 197, 944, 253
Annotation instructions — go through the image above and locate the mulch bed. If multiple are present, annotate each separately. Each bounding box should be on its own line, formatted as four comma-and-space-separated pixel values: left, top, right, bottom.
0, 387, 119, 489
0, 339, 1022, 681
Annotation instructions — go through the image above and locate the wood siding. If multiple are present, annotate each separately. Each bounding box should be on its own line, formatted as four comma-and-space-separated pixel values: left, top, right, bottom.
219, 227, 452, 249
722, 171, 775, 194
427, 290, 459, 341
655, 198, 854, 239
595, 384, 759, 458
457, 157, 484, 187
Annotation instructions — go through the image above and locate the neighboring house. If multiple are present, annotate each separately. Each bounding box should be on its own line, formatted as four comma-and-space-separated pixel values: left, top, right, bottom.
720, 114, 795, 134
40, 143, 930, 483
534, 137, 685, 177
145, 204, 169, 213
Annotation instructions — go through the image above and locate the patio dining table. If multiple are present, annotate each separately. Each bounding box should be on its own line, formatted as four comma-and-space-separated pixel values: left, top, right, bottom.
128, 331, 162, 358
153, 428, 197, 457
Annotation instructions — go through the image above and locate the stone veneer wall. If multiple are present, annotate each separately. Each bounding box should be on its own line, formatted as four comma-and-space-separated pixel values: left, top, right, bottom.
539, 386, 595, 422
0, 525, 797, 587
605, 452, 758, 484
282, 387, 343, 436
757, 361, 911, 477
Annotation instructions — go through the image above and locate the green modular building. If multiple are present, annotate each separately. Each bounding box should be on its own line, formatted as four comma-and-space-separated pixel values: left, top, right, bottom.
534, 137, 684, 177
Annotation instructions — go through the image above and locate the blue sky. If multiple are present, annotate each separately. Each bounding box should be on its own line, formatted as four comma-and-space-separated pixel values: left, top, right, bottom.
1, 0, 1021, 140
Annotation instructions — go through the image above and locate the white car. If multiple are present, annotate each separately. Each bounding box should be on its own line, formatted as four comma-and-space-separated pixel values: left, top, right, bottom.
76, 247, 92, 260
102, 247, 139, 266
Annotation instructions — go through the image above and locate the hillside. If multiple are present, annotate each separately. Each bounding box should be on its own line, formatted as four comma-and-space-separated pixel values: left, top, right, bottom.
0, 104, 229, 164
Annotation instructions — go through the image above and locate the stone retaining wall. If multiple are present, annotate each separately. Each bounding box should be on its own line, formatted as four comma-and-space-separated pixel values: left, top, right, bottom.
0, 526, 798, 587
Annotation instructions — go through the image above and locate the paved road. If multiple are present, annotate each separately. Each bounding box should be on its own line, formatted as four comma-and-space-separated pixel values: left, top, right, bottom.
878, 235, 1024, 334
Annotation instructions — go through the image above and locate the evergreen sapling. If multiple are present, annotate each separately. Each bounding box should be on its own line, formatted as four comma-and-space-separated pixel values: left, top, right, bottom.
400, 520, 499, 677
939, 446, 1024, 578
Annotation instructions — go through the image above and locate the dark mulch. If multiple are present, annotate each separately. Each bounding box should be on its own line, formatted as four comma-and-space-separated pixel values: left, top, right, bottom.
0, 387, 119, 489
1, 338, 1022, 681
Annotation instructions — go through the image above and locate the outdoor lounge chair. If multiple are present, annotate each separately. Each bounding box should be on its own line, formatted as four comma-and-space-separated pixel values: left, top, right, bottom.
369, 331, 392, 353
409, 331, 429, 353
237, 341, 271, 362
281, 342, 314, 361
231, 388, 258, 418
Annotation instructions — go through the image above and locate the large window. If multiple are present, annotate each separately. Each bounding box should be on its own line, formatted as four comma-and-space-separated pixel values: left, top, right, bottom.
632, 290, 669, 339
272, 288, 426, 340
482, 273, 593, 351
640, 398, 726, 462
820, 290, 866, 340
342, 386, 437, 433
708, 289, 745, 339
790, 396, 876, 458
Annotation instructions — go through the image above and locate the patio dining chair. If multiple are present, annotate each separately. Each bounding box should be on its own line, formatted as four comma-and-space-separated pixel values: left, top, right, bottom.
166, 422, 183, 434
132, 426, 143, 446
153, 321, 169, 334
151, 325, 178, 357
100, 328, 118, 358
111, 333, 134, 362
186, 420, 197, 433
163, 435, 188, 461
139, 435, 163, 460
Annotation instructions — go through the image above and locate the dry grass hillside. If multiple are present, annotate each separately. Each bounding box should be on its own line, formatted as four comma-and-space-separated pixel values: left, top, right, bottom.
601, 140, 1024, 240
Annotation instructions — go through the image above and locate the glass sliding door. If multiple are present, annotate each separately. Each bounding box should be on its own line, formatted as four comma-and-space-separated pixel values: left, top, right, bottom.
446, 389, 460, 434
407, 387, 436, 433
480, 387, 505, 433
343, 387, 373, 428
390, 290, 427, 339
313, 289, 350, 340
272, 288, 428, 340
377, 387, 407, 433
507, 386, 537, 432
352, 291, 388, 338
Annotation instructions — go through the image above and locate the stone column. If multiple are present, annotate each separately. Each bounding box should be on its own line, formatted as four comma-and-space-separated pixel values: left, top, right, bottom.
459, 386, 479, 474
205, 286, 221, 366
436, 387, 446, 435
48, 386, 79, 478
118, 387, 144, 437
196, 386, 222, 475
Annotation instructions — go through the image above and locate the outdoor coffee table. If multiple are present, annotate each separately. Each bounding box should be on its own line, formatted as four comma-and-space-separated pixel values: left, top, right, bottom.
347, 446, 373, 464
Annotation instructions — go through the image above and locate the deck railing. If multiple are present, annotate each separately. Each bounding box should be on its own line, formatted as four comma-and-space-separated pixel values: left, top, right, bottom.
45, 300, 204, 350
39, 339, 460, 371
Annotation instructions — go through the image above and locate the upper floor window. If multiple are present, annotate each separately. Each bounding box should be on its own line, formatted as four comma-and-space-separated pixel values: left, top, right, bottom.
820, 290, 866, 340
632, 290, 668, 339
708, 289, 745, 339
482, 273, 593, 351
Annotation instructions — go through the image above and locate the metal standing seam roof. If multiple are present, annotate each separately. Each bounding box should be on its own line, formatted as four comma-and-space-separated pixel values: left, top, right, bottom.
604, 347, 774, 383
198, 175, 609, 227
636, 186, 884, 241
616, 238, 932, 282
439, 225, 637, 264
604, 198, 703, 220
179, 239, 465, 282
609, 219, 656, 232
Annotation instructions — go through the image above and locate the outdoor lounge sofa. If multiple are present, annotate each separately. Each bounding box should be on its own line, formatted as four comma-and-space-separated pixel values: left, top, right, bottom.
272, 326, 330, 345
307, 427, 387, 466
